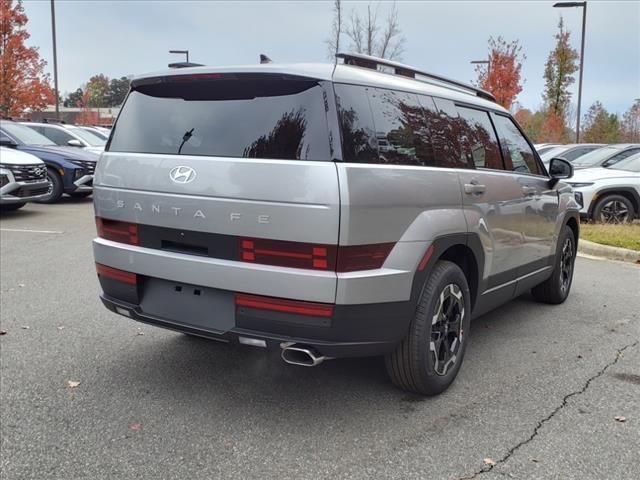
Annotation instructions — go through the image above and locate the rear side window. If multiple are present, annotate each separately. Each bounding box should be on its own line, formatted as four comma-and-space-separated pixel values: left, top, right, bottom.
109, 76, 331, 161
429, 98, 474, 169
563, 146, 597, 161
334, 84, 378, 163
367, 88, 436, 167
43, 127, 75, 146
602, 148, 640, 167
456, 106, 503, 170
493, 115, 542, 175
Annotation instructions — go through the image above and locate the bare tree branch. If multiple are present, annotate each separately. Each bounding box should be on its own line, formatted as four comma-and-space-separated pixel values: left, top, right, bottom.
325, 0, 342, 60
378, 3, 404, 60
342, 1, 404, 61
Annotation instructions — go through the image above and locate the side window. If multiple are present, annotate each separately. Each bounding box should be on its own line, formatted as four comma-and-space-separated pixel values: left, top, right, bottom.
603, 148, 640, 167
493, 115, 542, 175
563, 147, 592, 161
427, 97, 474, 169
456, 106, 503, 170
334, 84, 378, 163
367, 88, 436, 166
44, 127, 75, 146
29, 126, 44, 135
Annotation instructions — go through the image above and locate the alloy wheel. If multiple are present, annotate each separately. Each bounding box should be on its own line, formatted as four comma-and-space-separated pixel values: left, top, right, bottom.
599, 200, 630, 223
430, 283, 465, 376
559, 237, 574, 294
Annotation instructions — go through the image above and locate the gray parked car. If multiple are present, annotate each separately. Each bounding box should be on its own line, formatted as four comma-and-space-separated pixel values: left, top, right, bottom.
92, 53, 580, 395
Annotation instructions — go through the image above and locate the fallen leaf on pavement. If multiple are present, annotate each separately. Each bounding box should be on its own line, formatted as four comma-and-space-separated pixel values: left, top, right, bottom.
21, 325, 30, 330
0, 330, 7, 335
483, 458, 496, 466
129, 423, 142, 431
57, 326, 65, 330
18, 283, 25, 288
67, 380, 81, 388
614, 416, 626, 423
136, 330, 144, 336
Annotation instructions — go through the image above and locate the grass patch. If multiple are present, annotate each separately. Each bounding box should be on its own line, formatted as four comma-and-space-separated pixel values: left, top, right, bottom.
580, 223, 640, 251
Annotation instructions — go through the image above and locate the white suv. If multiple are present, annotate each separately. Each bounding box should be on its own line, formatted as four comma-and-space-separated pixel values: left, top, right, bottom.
568, 153, 640, 223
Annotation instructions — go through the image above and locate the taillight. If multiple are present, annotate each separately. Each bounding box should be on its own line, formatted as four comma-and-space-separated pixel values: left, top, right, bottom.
236, 293, 333, 317
237, 237, 394, 272
238, 237, 337, 271
95, 263, 137, 285
96, 217, 139, 245
336, 243, 395, 272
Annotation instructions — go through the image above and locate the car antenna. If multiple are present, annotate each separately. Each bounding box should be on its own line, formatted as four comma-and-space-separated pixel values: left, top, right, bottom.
260, 54, 272, 64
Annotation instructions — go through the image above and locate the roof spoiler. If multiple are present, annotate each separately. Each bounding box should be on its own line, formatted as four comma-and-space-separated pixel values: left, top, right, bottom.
336, 52, 496, 103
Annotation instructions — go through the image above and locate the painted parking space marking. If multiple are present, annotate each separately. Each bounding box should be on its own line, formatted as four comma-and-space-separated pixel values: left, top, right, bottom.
0, 228, 64, 234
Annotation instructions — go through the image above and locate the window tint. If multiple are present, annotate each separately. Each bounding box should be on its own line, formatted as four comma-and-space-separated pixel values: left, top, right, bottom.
456, 106, 503, 170
493, 115, 542, 175
44, 127, 75, 146
367, 88, 436, 166
0, 122, 55, 145
109, 77, 330, 160
563, 146, 597, 161
334, 84, 378, 163
602, 148, 640, 167
429, 98, 473, 169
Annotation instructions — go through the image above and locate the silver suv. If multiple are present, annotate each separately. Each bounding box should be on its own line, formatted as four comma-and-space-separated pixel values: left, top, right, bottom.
93, 53, 580, 395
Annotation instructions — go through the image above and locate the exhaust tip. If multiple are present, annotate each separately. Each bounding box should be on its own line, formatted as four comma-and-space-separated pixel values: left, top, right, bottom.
281, 345, 325, 367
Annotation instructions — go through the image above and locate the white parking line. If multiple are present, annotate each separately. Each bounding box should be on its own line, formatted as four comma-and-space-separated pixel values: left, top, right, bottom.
0, 228, 64, 234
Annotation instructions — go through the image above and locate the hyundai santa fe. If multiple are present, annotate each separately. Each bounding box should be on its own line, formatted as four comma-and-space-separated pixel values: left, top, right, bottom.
93, 53, 580, 395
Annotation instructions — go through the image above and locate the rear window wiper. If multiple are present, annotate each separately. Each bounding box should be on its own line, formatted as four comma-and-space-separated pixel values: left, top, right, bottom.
178, 128, 194, 154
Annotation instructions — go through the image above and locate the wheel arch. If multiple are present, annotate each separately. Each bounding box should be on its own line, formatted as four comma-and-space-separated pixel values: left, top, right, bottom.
588, 187, 640, 219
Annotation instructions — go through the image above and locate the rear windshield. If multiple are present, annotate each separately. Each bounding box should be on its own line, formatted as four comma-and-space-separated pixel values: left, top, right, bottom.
108, 75, 331, 161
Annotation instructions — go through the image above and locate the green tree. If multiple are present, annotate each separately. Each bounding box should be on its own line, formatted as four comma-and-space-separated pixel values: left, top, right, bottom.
620, 99, 640, 142
581, 101, 621, 143
85, 74, 110, 107
107, 76, 130, 106
542, 17, 579, 120
63, 87, 84, 107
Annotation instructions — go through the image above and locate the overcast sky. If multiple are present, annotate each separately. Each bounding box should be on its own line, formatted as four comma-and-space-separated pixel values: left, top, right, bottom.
22, 0, 639, 115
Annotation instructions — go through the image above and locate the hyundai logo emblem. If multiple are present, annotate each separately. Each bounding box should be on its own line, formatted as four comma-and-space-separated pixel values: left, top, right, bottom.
169, 166, 196, 184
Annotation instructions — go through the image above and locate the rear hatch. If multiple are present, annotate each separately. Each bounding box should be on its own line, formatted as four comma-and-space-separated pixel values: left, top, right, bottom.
93, 71, 340, 299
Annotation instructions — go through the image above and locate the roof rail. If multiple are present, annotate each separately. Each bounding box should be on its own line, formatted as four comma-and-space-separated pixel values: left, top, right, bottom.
168, 61, 205, 69
336, 52, 496, 103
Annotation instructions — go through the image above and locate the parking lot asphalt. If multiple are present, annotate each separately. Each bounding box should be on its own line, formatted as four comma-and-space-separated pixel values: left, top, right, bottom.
1, 199, 639, 480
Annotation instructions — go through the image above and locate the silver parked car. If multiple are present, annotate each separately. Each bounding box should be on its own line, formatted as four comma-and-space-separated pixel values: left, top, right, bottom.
93, 53, 580, 395
571, 144, 640, 170
21, 122, 106, 153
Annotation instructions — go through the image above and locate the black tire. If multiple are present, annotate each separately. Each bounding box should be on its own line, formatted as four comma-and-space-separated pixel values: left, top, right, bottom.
35, 170, 64, 204
531, 225, 576, 304
68, 191, 92, 198
385, 260, 471, 396
0, 202, 26, 212
592, 194, 635, 224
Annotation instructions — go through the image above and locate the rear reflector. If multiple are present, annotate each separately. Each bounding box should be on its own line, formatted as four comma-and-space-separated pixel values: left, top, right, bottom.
96, 217, 139, 245
236, 293, 333, 317
336, 243, 395, 272
418, 244, 435, 271
95, 263, 137, 285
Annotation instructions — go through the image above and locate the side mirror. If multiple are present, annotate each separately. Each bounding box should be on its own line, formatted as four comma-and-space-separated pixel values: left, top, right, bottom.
67, 139, 83, 147
0, 135, 17, 148
549, 157, 573, 184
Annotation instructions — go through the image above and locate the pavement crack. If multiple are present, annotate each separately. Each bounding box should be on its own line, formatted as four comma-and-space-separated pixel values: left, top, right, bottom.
456, 339, 639, 480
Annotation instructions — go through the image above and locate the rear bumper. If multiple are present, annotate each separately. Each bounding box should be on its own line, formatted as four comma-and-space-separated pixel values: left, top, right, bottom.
72, 174, 94, 192
99, 290, 411, 358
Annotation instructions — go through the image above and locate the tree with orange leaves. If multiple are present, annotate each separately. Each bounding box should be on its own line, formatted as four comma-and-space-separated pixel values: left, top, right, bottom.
0, 0, 54, 116
474, 36, 525, 111
538, 111, 567, 143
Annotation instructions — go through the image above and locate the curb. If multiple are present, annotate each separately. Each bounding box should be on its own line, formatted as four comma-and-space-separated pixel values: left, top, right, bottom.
578, 239, 640, 264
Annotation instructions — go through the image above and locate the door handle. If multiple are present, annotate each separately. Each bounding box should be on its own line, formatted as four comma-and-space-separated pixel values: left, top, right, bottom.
522, 186, 537, 196
464, 183, 486, 195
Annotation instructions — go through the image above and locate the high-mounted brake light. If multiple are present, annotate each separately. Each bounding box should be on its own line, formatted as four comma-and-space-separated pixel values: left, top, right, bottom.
236, 293, 333, 317
95, 263, 137, 285
168, 73, 223, 82
96, 217, 139, 245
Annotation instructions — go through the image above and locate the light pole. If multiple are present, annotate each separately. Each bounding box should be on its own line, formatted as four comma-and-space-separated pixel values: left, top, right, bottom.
554, 1, 587, 142
50, 0, 59, 119
470, 59, 491, 78
169, 50, 189, 63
